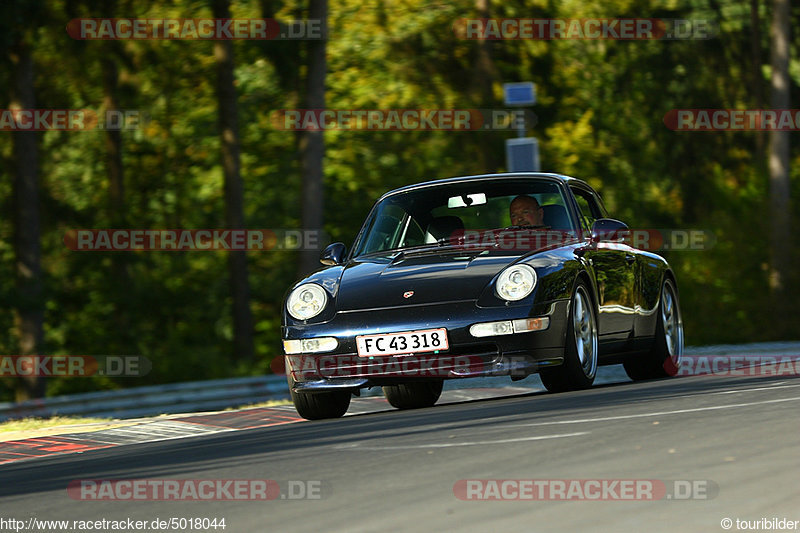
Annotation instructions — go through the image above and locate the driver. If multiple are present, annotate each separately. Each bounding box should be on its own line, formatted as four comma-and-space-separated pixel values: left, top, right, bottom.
509, 195, 545, 227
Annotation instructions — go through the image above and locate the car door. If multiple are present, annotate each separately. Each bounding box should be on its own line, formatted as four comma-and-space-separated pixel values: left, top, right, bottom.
570, 185, 636, 339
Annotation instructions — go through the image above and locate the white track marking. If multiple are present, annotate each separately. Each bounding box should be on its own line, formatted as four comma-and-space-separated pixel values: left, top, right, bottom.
658, 382, 797, 401
335, 431, 589, 450
352, 382, 798, 436
503, 395, 800, 428
697, 383, 797, 395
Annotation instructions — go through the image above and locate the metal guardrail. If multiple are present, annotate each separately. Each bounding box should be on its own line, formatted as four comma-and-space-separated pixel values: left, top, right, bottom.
1, 342, 798, 422
0, 375, 290, 421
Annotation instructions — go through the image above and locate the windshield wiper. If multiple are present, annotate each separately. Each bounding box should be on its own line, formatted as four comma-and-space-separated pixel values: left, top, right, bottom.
390, 241, 464, 258
503, 224, 548, 230
363, 241, 464, 262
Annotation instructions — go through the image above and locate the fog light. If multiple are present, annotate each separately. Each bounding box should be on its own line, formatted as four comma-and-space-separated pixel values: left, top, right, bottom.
469, 321, 513, 338
283, 337, 338, 354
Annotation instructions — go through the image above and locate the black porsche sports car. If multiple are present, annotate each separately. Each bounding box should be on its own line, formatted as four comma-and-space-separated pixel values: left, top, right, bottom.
282, 173, 683, 420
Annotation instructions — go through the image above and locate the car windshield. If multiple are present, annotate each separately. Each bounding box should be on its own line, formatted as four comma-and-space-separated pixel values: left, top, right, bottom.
352, 177, 576, 256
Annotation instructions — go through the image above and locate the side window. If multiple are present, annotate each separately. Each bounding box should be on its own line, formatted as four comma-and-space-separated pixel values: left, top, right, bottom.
571, 187, 604, 231
360, 204, 406, 253
399, 217, 425, 247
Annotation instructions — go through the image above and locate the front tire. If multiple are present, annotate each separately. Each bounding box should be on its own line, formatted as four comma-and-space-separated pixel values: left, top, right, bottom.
624, 277, 683, 380
382, 380, 443, 409
540, 281, 598, 393
289, 381, 351, 420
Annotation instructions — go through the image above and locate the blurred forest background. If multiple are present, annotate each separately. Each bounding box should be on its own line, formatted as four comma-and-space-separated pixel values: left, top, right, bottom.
1, 0, 798, 401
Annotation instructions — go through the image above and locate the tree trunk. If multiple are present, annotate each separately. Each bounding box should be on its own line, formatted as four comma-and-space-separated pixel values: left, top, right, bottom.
298, 0, 328, 277
102, 56, 125, 225
102, 54, 133, 342
767, 0, 791, 328
750, 0, 765, 159
213, 0, 255, 361
9, 40, 45, 400
472, 0, 499, 172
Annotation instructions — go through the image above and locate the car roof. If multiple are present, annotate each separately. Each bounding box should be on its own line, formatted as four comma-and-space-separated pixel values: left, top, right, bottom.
377, 172, 592, 201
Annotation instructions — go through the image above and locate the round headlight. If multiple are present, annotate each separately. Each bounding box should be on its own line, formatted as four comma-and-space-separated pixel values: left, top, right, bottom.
287, 283, 328, 320
496, 264, 537, 301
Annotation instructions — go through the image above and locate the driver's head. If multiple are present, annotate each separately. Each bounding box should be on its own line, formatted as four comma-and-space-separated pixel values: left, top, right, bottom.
510, 195, 544, 226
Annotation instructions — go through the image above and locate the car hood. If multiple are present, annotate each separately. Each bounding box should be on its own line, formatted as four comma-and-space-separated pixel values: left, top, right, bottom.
335, 249, 520, 310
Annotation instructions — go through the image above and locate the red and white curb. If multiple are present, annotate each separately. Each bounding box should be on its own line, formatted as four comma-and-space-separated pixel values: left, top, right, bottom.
0, 387, 534, 465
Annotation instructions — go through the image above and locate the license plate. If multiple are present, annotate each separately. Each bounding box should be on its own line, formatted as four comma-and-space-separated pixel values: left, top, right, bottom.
356, 328, 449, 357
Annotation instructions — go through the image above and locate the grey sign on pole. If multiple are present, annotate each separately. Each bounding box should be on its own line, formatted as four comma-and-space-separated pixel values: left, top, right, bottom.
506, 137, 540, 172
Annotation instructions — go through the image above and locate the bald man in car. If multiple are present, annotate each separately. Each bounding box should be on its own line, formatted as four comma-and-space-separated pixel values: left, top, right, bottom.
509, 195, 545, 227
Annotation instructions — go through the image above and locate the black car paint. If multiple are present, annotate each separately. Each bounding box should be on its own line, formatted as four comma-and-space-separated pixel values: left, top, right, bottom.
282, 173, 673, 391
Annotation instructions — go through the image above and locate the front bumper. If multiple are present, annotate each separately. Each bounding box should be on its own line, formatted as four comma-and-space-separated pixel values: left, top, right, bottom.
283, 299, 569, 392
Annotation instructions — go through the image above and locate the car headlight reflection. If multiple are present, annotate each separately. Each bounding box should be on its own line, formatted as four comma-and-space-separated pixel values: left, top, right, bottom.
287, 283, 328, 320
496, 264, 537, 302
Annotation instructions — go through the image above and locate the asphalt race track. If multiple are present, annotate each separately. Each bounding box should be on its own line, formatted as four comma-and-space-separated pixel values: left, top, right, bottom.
1, 370, 799, 533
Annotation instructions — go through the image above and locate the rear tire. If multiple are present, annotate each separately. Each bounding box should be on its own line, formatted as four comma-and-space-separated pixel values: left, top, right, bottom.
624, 277, 683, 381
382, 380, 443, 409
540, 281, 598, 393
289, 381, 351, 420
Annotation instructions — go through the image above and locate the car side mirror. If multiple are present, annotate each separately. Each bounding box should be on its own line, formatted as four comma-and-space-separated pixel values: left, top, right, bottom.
590, 219, 629, 243
320, 242, 347, 266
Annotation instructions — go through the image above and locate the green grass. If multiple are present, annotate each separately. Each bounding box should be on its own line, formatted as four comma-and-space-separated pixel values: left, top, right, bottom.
0, 399, 293, 434
0, 416, 112, 433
